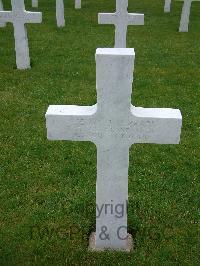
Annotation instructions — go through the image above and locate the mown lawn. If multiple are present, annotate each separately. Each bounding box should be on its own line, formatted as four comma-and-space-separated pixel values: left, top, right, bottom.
0, 0, 199, 265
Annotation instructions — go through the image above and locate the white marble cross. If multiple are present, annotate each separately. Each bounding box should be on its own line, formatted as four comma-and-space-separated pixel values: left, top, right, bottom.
177, 0, 199, 32
75, 0, 81, 9
179, 0, 193, 32
0, 0, 6, 27
46, 48, 182, 251
98, 0, 144, 48
164, 0, 172, 12
32, 0, 38, 8
56, 0, 65, 27
164, 0, 199, 32
0, 0, 42, 69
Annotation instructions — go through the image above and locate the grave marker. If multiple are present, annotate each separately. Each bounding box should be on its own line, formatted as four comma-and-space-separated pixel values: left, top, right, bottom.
164, 0, 199, 32
164, 0, 172, 12
0, 0, 42, 69
32, 0, 38, 8
56, 0, 65, 27
98, 0, 144, 48
45, 48, 182, 251
0, 0, 6, 27
75, 0, 81, 9
179, 0, 192, 32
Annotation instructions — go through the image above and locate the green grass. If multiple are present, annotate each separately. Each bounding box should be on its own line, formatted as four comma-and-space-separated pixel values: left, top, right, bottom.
0, 0, 199, 265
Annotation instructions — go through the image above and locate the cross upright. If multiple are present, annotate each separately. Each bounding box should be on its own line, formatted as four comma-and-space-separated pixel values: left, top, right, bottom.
164, 0, 172, 12
0, 0, 42, 69
0, 0, 6, 27
98, 0, 144, 48
179, 0, 193, 32
75, 0, 81, 9
56, 0, 65, 27
32, 0, 38, 8
46, 48, 182, 251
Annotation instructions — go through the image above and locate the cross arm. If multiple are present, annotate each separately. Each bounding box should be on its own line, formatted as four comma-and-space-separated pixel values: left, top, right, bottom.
98, 13, 117, 25
46, 105, 97, 141
130, 106, 182, 144
24, 11, 42, 23
128, 13, 144, 25
0, 11, 13, 23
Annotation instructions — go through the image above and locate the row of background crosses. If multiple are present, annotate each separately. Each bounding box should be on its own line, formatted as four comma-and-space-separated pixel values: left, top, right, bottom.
31, 0, 81, 9
46, 0, 182, 251
0, 0, 195, 69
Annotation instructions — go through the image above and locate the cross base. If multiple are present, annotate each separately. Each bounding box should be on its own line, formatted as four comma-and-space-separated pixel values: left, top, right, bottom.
88, 232, 133, 252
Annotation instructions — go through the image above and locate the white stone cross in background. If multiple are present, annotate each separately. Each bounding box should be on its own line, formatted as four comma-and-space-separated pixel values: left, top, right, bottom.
98, 0, 144, 48
164, 0, 199, 32
56, 0, 65, 27
0, 0, 6, 27
32, 0, 38, 8
179, 0, 193, 32
178, 0, 199, 32
164, 0, 172, 12
0, 0, 42, 69
46, 48, 182, 250
75, 0, 81, 9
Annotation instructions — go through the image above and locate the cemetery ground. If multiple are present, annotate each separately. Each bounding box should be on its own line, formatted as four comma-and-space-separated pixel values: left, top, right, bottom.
0, 0, 199, 265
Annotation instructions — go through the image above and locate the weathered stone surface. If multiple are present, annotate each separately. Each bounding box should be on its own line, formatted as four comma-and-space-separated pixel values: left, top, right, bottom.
164, 0, 172, 12
75, 0, 81, 9
98, 0, 144, 48
56, 0, 65, 27
0, 0, 6, 27
32, 0, 38, 8
46, 48, 182, 250
0, 0, 42, 69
